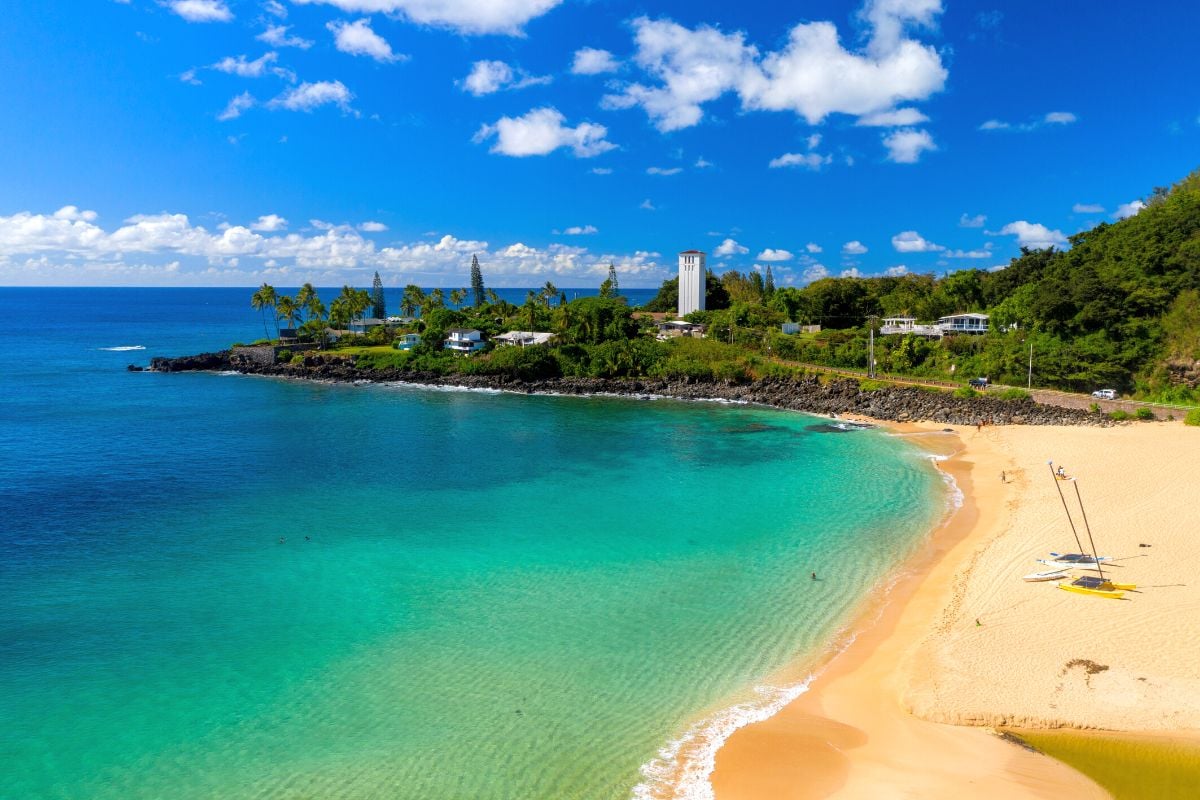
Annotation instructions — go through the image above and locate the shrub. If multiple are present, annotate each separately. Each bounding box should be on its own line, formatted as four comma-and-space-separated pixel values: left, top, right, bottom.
230, 342, 245, 348
953, 386, 978, 399
1134, 407, 1155, 421
1108, 409, 1131, 421
859, 379, 887, 392
276, 349, 292, 362
1185, 409, 1200, 426
997, 388, 1030, 401
1089, 402, 1100, 413
290, 353, 305, 365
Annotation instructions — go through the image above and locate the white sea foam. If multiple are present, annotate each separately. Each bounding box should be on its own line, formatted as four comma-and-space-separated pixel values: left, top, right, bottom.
98, 345, 145, 351
630, 678, 815, 800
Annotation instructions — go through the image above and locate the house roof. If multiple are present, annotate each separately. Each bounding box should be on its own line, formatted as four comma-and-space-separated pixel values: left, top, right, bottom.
679, 249, 704, 254
939, 313, 990, 320
446, 328, 480, 334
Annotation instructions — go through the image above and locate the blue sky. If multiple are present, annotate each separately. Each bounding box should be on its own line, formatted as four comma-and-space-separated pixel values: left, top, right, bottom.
0, 0, 1197, 287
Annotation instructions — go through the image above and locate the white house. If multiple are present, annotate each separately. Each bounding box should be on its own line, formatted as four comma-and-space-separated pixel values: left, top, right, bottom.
493, 331, 556, 347
937, 313, 989, 334
444, 328, 485, 354
881, 317, 943, 337
678, 249, 706, 316
394, 333, 421, 351
656, 320, 706, 340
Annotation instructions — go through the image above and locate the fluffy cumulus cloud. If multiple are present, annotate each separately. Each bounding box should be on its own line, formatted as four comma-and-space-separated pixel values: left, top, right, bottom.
768, 152, 831, 170
854, 107, 929, 127
995, 220, 1067, 249
806, 242, 822, 253
714, 238, 748, 256
258, 24, 314, 49
168, 0, 233, 23
213, 52, 279, 77
461, 60, 550, 96
292, 0, 563, 36
218, 91, 256, 121
884, 264, 908, 276
646, 166, 682, 175
802, 263, 830, 283
328, 18, 405, 62
842, 240, 868, 255
358, 221, 389, 232
891, 230, 943, 252
556, 225, 598, 235
882, 128, 936, 163
0, 207, 670, 285
959, 213, 986, 228
1073, 203, 1105, 214
602, 2, 947, 135
1113, 200, 1146, 219
571, 47, 619, 75
270, 81, 354, 112
473, 107, 615, 158
250, 214, 288, 232
756, 248, 793, 261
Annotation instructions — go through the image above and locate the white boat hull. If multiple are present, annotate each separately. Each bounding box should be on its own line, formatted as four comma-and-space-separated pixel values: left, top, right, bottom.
1024, 568, 1071, 582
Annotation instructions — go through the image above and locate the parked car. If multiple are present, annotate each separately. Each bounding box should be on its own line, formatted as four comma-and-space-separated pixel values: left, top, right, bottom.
1092, 388, 1117, 400
968, 377, 989, 389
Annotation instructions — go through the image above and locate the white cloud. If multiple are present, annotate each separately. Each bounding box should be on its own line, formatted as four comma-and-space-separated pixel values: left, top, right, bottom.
959, 213, 986, 227
218, 91, 256, 121
756, 248, 793, 261
168, 0, 232, 23
839, 267, 863, 277
882, 128, 936, 163
602, 5, 946, 133
250, 214, 288, 232
1113, 199, 1145, 220
558, 225, 598, 235
213, 52, 279, 77
270, 81, 354, 112
884, 264, 908, 276
694, 156, 713, 168
768, 152, 831, 170
946, 246, 992, 258
714, 238, 748, 256
640, 199, 656, 210
995, 220, 1067, 249
842, 240, 868, 255
805, 242, 822, 253
1072, 203, 1104, 214
53, 206, 99, 222
258, 24, 314, 49
264, 0, 288, 17
473, 107, 615, 158
328, 18, 405, 63
358, 221, 389, 232
591, 167, 613, 175
646, 166, 683, 175
571, 47, 619, 75
855, 107, 928, 127
802, 263, 830, 283
291, 0, 563, 36
0, 207, 674, 286
180, 69, 201, 85
981, 111, 1078, 132
461, 60, 550, 95
891, 230, 943, 252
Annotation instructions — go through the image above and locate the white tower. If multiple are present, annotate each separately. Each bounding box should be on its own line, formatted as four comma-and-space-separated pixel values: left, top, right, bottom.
678, 250, 706, 316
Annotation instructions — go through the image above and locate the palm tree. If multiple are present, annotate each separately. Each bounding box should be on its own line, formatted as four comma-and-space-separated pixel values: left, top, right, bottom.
401, 284, 425, 317
524, 290, 539, 331
485, 288, 500, 307
251, 283, 277, 339
449, 288, 466, 308
541, 280, 558, 307
307, 297, 327, 322
276, 295, 300, 331
427, 288, 446, 311
296, 283, 317, 321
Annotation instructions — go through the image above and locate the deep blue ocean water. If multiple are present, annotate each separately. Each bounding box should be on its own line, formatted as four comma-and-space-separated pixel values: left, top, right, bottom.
0, 288, 945, 799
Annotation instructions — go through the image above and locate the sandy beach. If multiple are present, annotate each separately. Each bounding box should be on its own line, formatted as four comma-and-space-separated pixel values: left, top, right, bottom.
711, 420, 1200, 798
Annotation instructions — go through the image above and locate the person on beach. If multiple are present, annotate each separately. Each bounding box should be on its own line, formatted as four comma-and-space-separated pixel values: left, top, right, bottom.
1001, 471, 1006, 483
811, 571, 817, 580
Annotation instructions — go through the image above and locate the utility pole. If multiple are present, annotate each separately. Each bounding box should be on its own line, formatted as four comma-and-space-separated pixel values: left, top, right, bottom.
868, 323, 875, 379
1027, 341, 1033, 390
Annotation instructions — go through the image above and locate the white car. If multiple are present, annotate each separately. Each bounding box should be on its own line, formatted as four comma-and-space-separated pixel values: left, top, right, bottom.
1092, 389, 1117, 400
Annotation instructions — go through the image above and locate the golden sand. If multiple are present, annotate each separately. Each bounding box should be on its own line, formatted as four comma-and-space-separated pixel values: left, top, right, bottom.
711, 421, 1200, 798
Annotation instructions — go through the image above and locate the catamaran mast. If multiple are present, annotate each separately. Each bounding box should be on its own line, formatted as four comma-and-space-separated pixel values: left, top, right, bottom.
1048, 462, 1087, 557
1072, 480, 1106, 581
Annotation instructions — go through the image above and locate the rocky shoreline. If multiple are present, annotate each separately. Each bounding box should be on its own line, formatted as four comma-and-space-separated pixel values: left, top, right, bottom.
146, 350, 1109, 426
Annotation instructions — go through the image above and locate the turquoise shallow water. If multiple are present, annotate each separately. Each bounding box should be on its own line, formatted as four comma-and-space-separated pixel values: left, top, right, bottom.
0, 289, 946, 799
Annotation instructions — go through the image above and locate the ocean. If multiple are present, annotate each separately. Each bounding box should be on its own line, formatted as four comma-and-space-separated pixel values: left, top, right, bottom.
0, 288, 947, 799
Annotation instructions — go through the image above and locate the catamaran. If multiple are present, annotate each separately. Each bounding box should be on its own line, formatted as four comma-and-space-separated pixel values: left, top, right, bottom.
1023, 567, 1072, 582
1059, 574, 1135, 599
1038, 553, 1112, 569
1043, 462, 1134, 599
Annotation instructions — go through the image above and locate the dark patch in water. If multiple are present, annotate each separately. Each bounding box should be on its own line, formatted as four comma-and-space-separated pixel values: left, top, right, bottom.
723, 422, 788, 434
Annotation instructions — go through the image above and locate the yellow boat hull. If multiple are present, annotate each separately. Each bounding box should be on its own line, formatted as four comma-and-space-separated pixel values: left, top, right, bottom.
1059, 584, 1126, 599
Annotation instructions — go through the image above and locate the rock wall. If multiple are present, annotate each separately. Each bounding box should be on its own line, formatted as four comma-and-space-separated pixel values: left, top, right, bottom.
148, 350, 1109, 426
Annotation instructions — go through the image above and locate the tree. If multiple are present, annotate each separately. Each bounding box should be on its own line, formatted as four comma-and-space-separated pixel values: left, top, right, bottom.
427, 288, 446, 311
296, 283, 317, 322
485, 288, 500, 306
765, 265, 776, 297
470, 254, 486, 307
370, 271, 386, 319
251, 283, 278, 339
401, 284, 425, 317
449, 288, 466, 308
599, 263, 619, 298
523, 290, 539, 331
276, 295, 300, 331
541, 280, 558, 306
